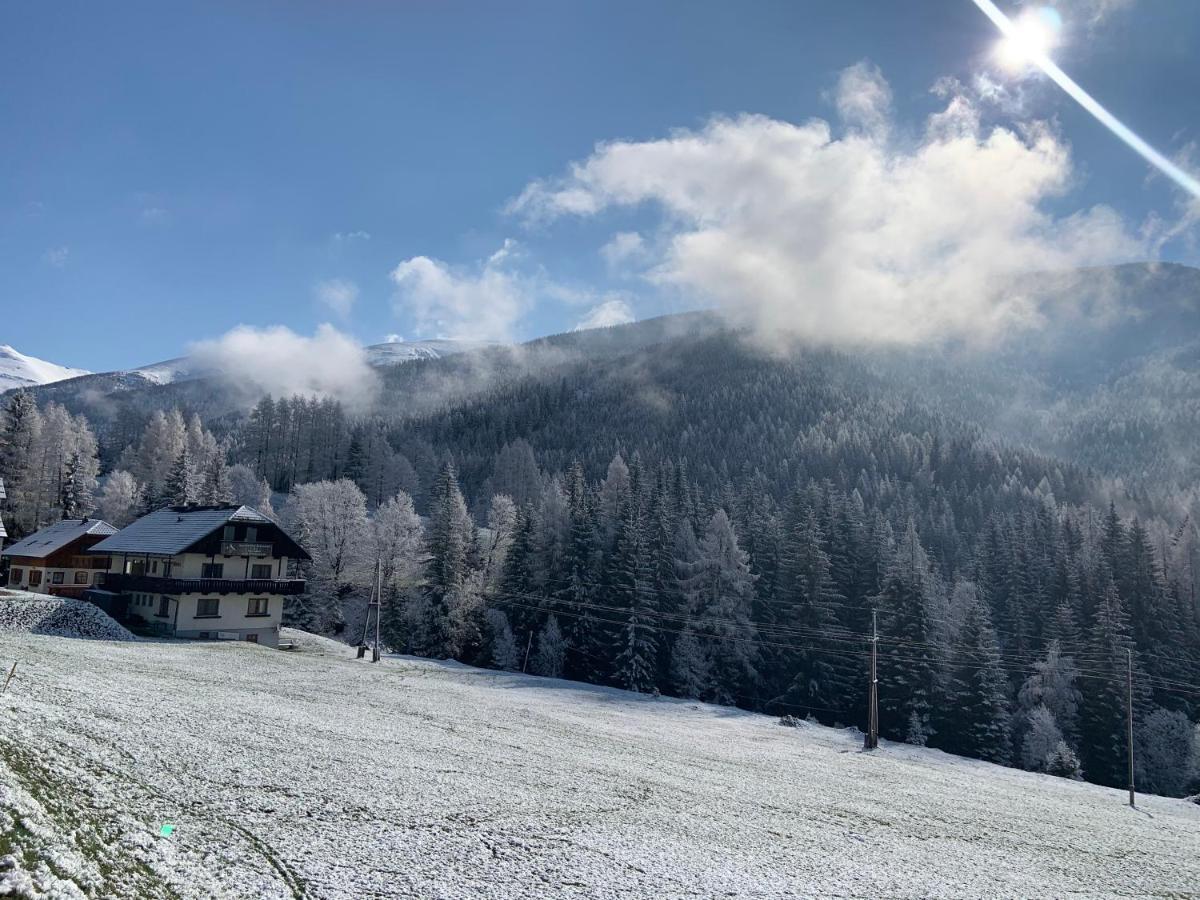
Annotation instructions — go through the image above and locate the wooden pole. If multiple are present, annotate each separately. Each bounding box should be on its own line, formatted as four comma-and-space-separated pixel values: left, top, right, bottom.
1, 661, 16, 696
865, 610, 879, 750
372, 564, 382, 663
1127, 648, 1136, 808
522, 631, 534, 674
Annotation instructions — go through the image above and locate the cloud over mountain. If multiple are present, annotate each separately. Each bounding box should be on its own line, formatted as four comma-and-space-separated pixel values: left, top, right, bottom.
512, 64, 1147, 348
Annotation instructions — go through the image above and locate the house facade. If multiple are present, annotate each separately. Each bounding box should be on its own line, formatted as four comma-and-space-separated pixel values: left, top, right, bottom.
87, 505, 310, 648
1, 518, 118, 597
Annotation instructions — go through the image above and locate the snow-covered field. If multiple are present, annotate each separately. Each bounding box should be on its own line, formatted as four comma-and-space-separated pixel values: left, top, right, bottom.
0, 622, 1197, 898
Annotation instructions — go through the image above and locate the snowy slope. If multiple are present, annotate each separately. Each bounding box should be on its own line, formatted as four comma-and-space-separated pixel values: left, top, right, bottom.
0, 623, 1196, 898
0, 345, 88, 392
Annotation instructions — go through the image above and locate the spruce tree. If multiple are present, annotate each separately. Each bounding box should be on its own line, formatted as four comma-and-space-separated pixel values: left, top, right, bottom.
423, 461, 474, 658
164, 447, 197, 506
609, 501, 658, 693
777, 505, 846, 720
946, 595, 1012, 764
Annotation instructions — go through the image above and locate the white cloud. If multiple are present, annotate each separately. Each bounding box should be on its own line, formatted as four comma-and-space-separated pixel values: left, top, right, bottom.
384, 333, 404, 344
189, 324, 378, 407
511, 65, 1146, 348
390, 242, 534, 342
833, 61, 892, 140
41, 246, 69, 268
573, 298, 636, 331
314, 278, 359, 318
600, 231, 646, 269
332, 230, 371, 243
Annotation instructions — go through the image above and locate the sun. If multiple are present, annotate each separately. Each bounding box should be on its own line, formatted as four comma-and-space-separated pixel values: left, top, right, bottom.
995, 6, 1063, 72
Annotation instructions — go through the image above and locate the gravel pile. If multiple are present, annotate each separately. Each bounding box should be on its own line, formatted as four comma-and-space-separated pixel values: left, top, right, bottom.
0, 591, 136, 641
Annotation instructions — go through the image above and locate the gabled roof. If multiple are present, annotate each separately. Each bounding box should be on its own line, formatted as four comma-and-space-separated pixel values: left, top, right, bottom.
1, 518, 118, 559
88, 505, 309, 559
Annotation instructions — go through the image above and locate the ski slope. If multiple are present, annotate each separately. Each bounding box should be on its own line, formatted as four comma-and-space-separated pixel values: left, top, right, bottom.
0, 623, 1196, 898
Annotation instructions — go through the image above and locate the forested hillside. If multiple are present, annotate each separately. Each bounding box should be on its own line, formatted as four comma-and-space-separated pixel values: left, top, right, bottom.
3, 268, 1200, 796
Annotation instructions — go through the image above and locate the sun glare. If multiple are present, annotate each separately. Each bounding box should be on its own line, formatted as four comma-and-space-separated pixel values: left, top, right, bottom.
995, 6, 1062, 72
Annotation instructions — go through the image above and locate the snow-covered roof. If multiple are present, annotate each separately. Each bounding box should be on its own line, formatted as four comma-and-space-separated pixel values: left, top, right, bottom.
1, 518, 117, 559
88, 505, 306, 558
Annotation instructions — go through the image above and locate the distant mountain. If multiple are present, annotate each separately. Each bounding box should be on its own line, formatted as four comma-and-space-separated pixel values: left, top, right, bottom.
0, 345, 89, 393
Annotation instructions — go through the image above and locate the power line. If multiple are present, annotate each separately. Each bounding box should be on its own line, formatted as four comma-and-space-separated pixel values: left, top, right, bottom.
486, 588, 1200, 698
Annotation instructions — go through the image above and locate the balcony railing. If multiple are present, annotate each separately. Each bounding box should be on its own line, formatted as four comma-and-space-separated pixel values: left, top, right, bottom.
221, 542, 272, 557
104, 573, 306, 596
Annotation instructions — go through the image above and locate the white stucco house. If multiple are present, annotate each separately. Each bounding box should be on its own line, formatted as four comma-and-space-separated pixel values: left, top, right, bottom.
86, 504, 310, 648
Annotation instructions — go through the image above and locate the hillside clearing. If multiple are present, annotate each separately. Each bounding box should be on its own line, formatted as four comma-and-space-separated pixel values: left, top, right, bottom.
0, 628, 1196, 898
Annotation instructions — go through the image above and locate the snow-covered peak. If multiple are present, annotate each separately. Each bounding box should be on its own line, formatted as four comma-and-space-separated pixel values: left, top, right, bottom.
126, 356, 202, 385
364, 339, 499, 367
0, 345, 89, 393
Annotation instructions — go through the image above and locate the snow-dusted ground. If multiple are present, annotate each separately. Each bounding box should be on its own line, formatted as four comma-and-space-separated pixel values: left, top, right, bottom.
0, 624, 1197, 898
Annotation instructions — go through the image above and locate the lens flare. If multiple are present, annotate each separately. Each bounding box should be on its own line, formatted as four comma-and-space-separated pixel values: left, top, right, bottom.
995, 6, 1061, 72
971, 0, 1200, 200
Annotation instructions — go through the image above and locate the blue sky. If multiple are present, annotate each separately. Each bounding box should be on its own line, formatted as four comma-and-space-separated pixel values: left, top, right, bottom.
2, 0, 1198, 371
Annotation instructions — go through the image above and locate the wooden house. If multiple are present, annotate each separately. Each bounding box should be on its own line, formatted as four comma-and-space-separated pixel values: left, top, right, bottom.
1, 518, 118, 597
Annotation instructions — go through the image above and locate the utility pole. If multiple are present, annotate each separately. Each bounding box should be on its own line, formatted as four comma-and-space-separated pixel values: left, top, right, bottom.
373, 564, 382, 664
865, 609, 879, 750
522, 631, 534, 674
1127, 648, 1135, 808
357, 560, 382, 662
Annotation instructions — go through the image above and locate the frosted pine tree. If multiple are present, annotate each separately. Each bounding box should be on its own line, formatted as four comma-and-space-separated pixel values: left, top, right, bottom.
610, 502, 658, 693
777, 503, 844, 718
423, 461, 476, 658
1017, 640, 1081, 747
680, 510, 758, 706
533, 615, 568, 678
484, 609, 521, 670
199, 450, 233, 505
670, 629, 712, 699
877, 520, 938, 745
946, 594, 1012, 764
164, 447, 198, 506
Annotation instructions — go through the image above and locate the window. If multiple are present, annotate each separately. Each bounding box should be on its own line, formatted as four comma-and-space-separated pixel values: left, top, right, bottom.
9, 569, 22, 583
156, 596, 170, 618
29, 570, 42, 587
247, 597, 269, 617
245, 634, 259, 644
223, 525, 235, 541
151, 560, 159, 574
94, 572, 104, 586
51, 571, 65, 584
245, 527, 257, 543
251, 564, 272, 579
129, 559, 146, 576
196, 597, 220, 618
74, 571, 89, 585
201, 563, 224, 579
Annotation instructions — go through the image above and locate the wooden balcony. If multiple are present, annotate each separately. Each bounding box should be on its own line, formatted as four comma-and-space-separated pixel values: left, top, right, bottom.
104, 573, 306, 596
221, 541, 272, 558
